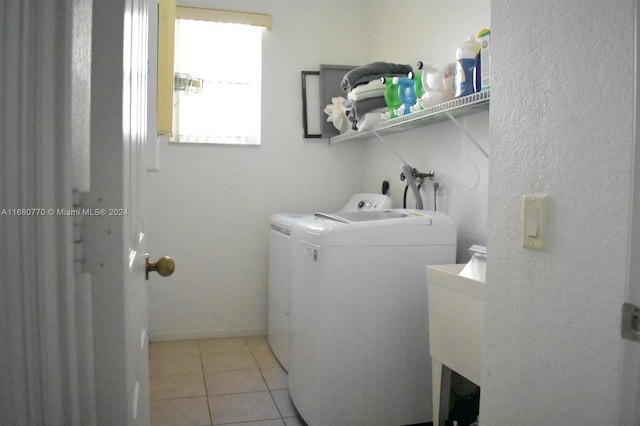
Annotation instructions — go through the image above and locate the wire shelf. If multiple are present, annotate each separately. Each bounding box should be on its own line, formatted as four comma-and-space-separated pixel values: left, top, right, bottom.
329, 89, 490, 144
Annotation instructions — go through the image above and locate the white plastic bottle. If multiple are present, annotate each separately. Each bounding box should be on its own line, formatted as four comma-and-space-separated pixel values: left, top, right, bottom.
454, 35, 480, 98
423, 64, 444, 105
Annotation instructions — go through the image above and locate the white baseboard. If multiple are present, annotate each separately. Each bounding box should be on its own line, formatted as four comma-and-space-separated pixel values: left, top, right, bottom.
148, 327, 267, 342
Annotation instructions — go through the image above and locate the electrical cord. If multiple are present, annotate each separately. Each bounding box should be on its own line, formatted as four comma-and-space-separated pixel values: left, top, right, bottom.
403, 181, 423, 209
404, 180, 439, 211
403, 185, 408, 208
433, 181, 440, 211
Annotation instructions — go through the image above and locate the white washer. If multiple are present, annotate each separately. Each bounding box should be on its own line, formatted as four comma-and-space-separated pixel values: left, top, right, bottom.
268, 194, 392, 371
288, 210, 456, 426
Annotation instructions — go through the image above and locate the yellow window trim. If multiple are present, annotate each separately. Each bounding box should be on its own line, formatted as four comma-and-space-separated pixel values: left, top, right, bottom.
157, 0, 176, 135
176, 6, 271, 29
156, 1, 271, 135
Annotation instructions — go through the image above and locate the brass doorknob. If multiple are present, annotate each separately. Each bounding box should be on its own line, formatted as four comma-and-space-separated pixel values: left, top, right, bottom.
146, 255, 175, 280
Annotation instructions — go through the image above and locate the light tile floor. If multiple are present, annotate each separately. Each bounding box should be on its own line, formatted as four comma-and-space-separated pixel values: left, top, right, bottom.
149, 336, 306, 426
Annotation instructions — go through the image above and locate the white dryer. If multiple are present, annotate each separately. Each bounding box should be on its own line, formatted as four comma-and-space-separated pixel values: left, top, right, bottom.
268, 194, 392, 371
288, 210, 456, 426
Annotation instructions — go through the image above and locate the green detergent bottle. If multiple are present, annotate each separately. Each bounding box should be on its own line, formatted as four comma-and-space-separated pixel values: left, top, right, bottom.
409, 71, 426, 99
382, 76, 402, 118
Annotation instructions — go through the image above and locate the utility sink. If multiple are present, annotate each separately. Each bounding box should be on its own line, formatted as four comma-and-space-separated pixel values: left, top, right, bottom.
426, 264, 485, 426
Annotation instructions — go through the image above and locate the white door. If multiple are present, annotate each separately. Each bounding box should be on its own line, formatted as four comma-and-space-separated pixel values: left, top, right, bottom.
620, 193, 640, 423
85, 0, 171, 424
1, 1, 162, 424
618, 1, 640, 422
619, 138, 640, 423
618, 1, 640, 421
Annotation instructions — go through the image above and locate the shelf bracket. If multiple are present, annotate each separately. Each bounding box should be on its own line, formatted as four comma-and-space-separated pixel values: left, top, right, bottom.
444, 110, 489, 159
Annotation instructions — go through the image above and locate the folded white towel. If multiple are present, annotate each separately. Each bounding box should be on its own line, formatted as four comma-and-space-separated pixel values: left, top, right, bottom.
348, 88, 386, 102
347, 79, 387, 101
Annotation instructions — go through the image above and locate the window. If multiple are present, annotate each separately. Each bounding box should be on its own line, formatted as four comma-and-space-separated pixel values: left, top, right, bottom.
157, 2, 271, 145
173, 20, 262, 144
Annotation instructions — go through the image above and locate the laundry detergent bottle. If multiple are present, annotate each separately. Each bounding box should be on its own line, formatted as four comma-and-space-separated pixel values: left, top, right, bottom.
410, 71, 425, 99
394, 76, 417, 115
454, 35, 480, 98
382, 77, 402, 118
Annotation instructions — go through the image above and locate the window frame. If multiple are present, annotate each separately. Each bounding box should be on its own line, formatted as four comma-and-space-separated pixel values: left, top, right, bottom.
156, 1, 271, 140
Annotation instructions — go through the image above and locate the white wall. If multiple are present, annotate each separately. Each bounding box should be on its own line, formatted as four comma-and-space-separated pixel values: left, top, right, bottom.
361, 0, 491, 262
360, 115, 490, 262
147, 0, 494, 339
147, 0, 370, 339
481, 1, 636, 424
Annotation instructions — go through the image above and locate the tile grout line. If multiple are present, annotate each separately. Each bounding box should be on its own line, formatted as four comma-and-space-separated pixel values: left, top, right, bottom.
198, 339, 214, 426
248, 338, 286, 423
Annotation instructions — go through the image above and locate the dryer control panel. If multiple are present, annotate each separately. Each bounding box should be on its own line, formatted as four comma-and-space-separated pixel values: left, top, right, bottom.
341, 193, 392, 212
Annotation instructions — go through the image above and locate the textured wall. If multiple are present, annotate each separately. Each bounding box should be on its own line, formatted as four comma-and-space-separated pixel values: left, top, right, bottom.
482, 0, 635, 423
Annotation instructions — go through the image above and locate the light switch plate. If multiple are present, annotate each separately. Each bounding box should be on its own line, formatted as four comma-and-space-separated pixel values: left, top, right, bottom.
522, 195, 547, 250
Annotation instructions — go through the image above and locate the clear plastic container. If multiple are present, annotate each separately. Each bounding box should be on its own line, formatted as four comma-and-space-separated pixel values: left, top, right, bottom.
442, 63, 456, 101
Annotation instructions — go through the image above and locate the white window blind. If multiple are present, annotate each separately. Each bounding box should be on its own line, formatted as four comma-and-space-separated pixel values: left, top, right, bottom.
172, 17, 263, 144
